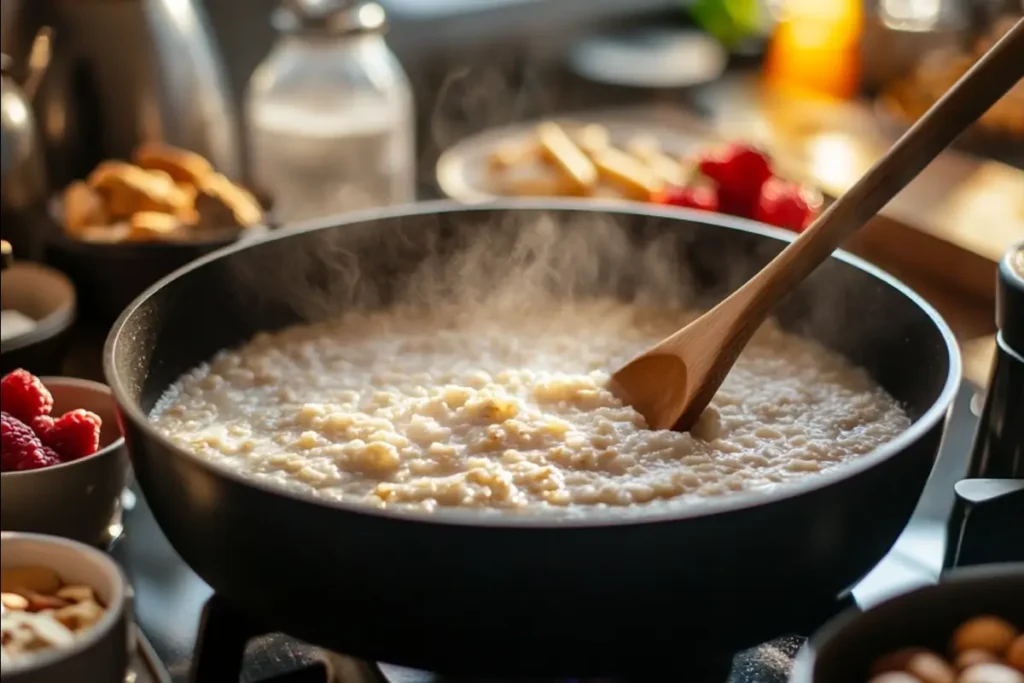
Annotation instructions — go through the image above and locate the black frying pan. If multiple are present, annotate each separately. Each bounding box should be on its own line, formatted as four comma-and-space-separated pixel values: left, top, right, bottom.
103, 200, 961, 676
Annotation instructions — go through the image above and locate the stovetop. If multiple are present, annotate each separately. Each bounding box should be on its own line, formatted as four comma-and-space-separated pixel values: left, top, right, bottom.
110, 383, 989, 683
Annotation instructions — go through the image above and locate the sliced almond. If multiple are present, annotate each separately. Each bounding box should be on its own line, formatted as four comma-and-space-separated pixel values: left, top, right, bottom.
3, 611, 76, 649
54, 599, 105, 631
0, 593, 29, 611
55, 585, 96, 604
1, 566, 62, 596
23, 591, 69, 611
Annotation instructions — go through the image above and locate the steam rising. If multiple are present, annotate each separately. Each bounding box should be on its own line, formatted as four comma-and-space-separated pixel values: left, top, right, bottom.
226, 56, 785, 329
219, 57, 882, 354
224, 207, 758, 329
219, 200, 901, 403
428, 58, 548, 162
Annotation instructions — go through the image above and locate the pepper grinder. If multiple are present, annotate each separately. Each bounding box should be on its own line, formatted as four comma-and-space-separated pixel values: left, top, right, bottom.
972, 241, 1024, 479
945, 242, 1024, 568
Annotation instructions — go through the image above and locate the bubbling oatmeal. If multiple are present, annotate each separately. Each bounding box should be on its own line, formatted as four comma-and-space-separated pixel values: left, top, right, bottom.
151, 300, 910, 513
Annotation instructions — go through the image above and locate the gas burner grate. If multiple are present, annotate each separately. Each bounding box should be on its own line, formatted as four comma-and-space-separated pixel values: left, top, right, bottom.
190, 593, 814, 683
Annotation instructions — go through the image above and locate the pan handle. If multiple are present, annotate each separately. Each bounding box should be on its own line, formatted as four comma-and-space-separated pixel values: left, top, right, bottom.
849, 477, 1023, 612
850, 382, 979, 610
944, 478, 1024, 569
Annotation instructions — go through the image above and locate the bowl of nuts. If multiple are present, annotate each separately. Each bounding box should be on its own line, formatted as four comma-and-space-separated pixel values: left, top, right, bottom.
789, 563, 1024, 683
45, 142, 269, 323
1, 532, 132, 683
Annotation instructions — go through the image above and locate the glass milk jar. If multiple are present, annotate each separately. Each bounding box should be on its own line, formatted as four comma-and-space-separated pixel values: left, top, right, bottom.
246, 0, 415, 224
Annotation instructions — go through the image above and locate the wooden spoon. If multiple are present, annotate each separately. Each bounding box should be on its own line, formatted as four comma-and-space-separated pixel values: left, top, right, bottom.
612, 18, 1024, 432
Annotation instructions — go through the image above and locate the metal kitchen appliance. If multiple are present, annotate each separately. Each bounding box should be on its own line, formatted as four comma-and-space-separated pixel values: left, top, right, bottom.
946, 241, 1024, 568
11, 0, 243, 183
0, 50, 49, 261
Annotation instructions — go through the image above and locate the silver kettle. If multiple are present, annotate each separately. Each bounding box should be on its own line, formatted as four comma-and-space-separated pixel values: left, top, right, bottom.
0, 54, 47, 214
54, 0, 242, 179
1, 51, 49, 261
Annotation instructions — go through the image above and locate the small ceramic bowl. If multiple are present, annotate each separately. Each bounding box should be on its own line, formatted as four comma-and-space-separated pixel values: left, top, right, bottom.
45, 195, 271, 324
789, 563, 1024, 683
0, 532, 133, 683
0, 262, 77, 376
1, 377, 130, 547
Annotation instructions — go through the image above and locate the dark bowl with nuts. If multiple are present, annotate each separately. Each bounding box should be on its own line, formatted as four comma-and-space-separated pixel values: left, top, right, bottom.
789, 563, 1024, 683
0, 532, 132, 683
44, 143, 271, 324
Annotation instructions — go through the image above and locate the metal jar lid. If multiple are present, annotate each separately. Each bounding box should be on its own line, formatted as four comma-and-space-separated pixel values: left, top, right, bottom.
998, 241, 1024, 353
272, 0, 387, 36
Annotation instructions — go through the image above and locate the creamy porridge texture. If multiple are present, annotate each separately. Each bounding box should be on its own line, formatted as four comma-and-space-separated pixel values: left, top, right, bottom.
152, 300, 911, 513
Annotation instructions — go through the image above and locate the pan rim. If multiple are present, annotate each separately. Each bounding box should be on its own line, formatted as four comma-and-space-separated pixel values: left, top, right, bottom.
103, 198, 963, 529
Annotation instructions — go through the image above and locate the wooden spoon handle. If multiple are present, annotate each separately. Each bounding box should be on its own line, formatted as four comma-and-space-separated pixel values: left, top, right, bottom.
739, 17, 1024, 319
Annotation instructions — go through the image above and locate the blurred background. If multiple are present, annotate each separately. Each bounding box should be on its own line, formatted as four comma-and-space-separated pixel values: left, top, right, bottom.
1, 0, 1022, 383
3, 0, 1021, 190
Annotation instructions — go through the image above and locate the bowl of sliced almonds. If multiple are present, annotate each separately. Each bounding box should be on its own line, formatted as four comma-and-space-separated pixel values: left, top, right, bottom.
1, 532, 131, 683
44, 142, 270, 323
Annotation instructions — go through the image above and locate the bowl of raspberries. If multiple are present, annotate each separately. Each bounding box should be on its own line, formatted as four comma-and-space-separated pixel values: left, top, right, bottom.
1, 369, 129, 547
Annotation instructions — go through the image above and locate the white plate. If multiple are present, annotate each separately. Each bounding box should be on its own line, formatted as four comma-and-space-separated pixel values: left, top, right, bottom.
435, 110, 716, 204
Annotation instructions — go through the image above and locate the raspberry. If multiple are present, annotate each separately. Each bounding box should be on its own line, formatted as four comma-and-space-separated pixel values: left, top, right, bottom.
45, 409, 103, 461
697, 143, 774, 218
1, 369, 54, 424
754, 178, 821, 233
652, 185, 719, 212
29, 415, 55, 441
1, 411, 60, 472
